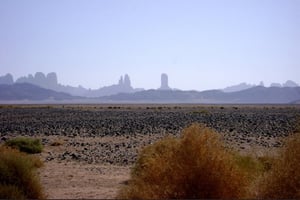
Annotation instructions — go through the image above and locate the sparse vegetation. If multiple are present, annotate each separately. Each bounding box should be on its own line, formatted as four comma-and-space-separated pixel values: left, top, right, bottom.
118, 122, 300, 199
5, 137, 43, 154
118, 123, 248, 199
257, 133, 300, 199
0, 146, 45, 199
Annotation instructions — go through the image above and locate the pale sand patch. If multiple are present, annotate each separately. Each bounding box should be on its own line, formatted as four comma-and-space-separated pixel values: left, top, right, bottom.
38, 161, 131, 199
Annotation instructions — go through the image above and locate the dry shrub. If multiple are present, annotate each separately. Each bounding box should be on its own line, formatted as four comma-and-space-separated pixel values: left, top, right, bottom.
258, 133, 300, 199
118, 123, 248, 199
0, 146, 45, 199
233, 151, 276, 198
0, 185, 25, 199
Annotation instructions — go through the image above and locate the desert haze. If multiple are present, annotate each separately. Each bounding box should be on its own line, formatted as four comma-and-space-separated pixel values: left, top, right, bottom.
0, 72, 300, 104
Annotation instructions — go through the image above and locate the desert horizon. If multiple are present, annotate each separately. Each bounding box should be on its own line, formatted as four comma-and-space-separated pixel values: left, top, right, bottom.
1, 0, 299, 198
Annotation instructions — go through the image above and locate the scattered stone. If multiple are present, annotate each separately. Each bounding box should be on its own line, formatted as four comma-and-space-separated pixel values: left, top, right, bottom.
0, 106, 299, 165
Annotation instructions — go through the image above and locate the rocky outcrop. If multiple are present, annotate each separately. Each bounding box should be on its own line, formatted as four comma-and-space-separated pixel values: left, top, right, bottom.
223, 82, 255, 93
46, 72, 58, 89
85, 74, 140, 97
14, 72, 141, 97
283, 80, 299, 87
16, 72, 58, 90
158, 73, 171, 90
0, 73, 14, 85
123, 74, 131, 88
270, 81, 299, 88
223, 81, 299, 93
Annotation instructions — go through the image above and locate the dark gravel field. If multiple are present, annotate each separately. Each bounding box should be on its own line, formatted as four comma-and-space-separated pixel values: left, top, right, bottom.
0, 105, 299, 165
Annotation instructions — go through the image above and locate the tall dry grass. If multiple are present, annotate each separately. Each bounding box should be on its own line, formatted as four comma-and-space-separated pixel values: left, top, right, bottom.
257, 132, 300, 199
0, 146, 45, 199
118, 123, 248, 199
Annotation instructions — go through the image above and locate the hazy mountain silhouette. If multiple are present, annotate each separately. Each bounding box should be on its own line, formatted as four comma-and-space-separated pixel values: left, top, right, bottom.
224, 86, 300, 103
16, 72, 59, 89
158, 73, 172, 90
14, 72, 143, 97
270, 80, 299, 88
85, 74, 143, 97
1, 72, 300, 103
0, 83, 76, 101
100, 86, 300, 104
283, 80, 299, 87
0, 73, 14, 85
271, 80, 299, 87
223, 82, 255, 93
223, 80, 299, 93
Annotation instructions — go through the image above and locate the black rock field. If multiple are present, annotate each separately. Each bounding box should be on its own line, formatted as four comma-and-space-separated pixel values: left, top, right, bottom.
0, 105, 299, 165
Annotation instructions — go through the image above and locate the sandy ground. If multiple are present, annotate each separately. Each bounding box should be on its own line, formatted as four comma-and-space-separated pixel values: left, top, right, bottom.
37, 139, 133, 199
36, 137, 275, 199
38, 160, 130, 199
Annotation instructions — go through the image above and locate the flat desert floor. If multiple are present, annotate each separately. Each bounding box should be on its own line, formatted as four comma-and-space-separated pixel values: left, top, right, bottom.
1, 104, 299, 198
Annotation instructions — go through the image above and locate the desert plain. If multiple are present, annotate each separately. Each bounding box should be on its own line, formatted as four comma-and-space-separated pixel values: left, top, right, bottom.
0, 104, 299, 199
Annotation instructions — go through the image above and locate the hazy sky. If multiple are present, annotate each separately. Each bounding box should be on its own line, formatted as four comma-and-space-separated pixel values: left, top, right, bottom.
0, 0, 299, 91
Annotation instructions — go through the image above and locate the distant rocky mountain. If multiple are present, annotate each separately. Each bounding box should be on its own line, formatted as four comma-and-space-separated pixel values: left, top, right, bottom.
14, 72, 143, 97
158, 73, 172, 90
16, 72, 58, 89
0, 73, 14, 85
100, 86, 300, 104
283, 80, 299, 87
223, 82, 256, 93
0, 83, 77, 101
271, 80, 299, 88
84, 74, 143, 97
1, 84, 298, 103
1, 72, 300, 103
224, 86, 300, 104
223, 80, 299, 93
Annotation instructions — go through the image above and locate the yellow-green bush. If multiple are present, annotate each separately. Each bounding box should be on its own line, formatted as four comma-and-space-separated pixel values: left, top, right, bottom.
5, 137, 43, 154
0, 146, 45, 199
118, 123, 248, 199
